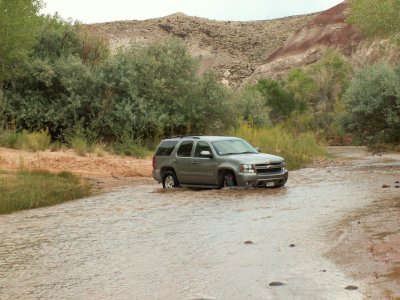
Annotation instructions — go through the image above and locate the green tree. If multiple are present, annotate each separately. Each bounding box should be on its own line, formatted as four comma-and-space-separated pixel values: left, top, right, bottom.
344, 62, 400, 144
0, 0, 42, 128
34, 15, 81, 62
309, 49, 351, 114
0, 0, 42, 79
256, 79, 297, 124
348, 0, 400, 37
286, 68, 316, 116
232, 85, 270, 127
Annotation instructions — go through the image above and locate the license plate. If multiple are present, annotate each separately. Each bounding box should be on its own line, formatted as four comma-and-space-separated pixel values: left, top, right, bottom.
266, 182, 275, 187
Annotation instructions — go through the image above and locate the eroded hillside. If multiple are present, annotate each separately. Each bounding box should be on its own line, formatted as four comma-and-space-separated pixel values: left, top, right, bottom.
85, 2, 400, 87
85, 13, 314, 87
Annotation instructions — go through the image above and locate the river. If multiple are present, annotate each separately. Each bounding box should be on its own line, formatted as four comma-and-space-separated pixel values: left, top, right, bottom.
1, 147, 399, 299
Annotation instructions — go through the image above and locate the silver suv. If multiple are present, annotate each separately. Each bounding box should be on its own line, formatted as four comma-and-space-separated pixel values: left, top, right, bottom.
152, 135, 288, 189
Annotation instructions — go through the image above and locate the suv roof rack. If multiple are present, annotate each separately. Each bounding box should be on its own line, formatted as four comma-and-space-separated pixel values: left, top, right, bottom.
167, 134, 204, 139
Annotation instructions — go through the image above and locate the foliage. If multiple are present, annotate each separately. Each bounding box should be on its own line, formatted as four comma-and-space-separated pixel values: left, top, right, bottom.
0, 0, 42, 80
70, 136, 89, 156
253, 50, 351, 143
232, 85, 270, 127
348, 0, 400, 37
113, 133, 150, 158
35, 15, 81, 61
231, 122, 326, 170
256, 78, 298, 124
0, 170, 91, 214
343, 62, 400, 145
0, 0, 43, 129
0, 129, 51, 151
78, 27, 111, 68
4, 34, 234, 143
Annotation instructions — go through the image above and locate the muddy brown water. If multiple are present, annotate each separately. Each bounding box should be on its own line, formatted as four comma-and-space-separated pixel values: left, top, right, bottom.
1, 147, 399, 300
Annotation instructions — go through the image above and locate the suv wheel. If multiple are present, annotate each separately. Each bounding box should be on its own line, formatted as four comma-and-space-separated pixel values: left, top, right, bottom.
218, 171, 236, 189
162, 171, 179, 189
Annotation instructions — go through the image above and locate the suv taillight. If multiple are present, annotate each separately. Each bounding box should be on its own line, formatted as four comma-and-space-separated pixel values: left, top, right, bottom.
152, 156, 156, 169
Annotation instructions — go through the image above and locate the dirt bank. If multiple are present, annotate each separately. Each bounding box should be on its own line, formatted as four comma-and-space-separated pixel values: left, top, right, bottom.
326, 147, 400, 299
0, 147, 153, 191
327, 196, 400, 299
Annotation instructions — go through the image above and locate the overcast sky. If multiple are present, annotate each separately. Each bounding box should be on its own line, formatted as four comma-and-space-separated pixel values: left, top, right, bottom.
40, 0, 344, 24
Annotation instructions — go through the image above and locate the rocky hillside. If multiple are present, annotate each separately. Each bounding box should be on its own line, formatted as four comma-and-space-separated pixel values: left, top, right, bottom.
85, 13, 315, 87
86, 1, 399, 87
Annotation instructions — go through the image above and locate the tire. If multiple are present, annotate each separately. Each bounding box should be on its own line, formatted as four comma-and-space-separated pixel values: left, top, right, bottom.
162, 171, 179, 189
218, 171, 236, 189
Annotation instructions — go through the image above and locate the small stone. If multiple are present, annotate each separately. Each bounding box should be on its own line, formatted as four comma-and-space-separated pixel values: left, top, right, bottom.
395, 181, 399, 184
244, 241, 254, 245
382, 184, 391, 188
321, 269, 327, 272
357, 221, 361, 224
269, 281, 286, 287
396, 186, 400, 189
345, 285, 358, 290
289, 244, 296, 248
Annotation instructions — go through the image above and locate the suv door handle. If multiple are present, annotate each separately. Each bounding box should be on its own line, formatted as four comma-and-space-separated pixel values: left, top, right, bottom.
192, 161, 199, 164
173, 160, 180, 164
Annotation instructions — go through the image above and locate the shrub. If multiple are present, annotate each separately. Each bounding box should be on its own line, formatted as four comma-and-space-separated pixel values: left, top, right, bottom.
113, 133, 150, 158
0, 129, 51, 151
231, 122, 326, 170
25, 129, 51, 151
70, 136, 88, 156
0, 130, 19, 148
343, 62, 400, 145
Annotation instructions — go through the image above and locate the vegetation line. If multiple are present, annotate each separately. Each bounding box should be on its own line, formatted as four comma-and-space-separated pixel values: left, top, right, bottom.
0, 170, 92, 214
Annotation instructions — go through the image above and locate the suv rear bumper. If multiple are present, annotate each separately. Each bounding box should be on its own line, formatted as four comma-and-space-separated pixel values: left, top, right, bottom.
236, 169, 288, 187
152, 170, 162, 183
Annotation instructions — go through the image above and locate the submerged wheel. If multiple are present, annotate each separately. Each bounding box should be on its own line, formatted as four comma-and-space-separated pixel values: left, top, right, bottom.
218, 171, 236, 189
162, 171, 179, 189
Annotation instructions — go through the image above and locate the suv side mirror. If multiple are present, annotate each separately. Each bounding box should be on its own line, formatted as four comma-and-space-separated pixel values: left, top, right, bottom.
255, 147, 261, 153
200, 150, 213, 158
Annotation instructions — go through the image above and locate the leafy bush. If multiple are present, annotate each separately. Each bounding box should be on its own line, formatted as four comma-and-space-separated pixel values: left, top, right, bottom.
232, 85, 270, 127
348, 0, 400, 37
0, 129, 51, 151
0, 130, 18, 148
4, 33, 235, 143
231, 122, 326, 170
113, 133, 150, 158
343, 62, 400, 145
25, 130, 51, 151
70, 136, 88, 156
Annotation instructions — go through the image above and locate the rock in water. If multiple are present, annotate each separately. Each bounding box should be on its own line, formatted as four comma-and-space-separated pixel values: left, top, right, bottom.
269, 281, 286, 286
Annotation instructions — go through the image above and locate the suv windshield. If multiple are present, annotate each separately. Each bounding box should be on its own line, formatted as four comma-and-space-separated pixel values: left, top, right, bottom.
212, 139, 258, 156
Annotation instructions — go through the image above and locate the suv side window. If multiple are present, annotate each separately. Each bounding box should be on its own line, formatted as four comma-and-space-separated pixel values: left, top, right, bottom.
156, 141, 178, 156
177, 141, 194, 157
194, 141, 212, 157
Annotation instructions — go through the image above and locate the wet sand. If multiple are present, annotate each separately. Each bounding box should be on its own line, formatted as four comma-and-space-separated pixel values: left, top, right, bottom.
326, 147, 400, 299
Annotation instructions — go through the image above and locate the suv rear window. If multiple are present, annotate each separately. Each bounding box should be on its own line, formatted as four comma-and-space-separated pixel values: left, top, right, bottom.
177, 141, 194, 157
156, 141, 178, 156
